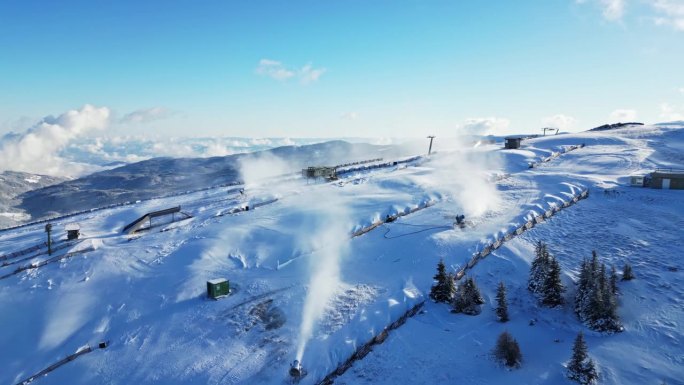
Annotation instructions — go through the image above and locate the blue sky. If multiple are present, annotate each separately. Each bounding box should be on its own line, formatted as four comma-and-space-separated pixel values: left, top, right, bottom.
1, 0, 683, 138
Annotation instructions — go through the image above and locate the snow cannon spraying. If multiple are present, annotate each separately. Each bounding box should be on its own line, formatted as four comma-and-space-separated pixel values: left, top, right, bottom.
289, 360, 304, 380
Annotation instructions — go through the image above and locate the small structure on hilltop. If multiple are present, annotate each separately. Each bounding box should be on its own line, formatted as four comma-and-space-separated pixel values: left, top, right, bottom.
650, 168, 684, 190
630, 175, 646, 187
504, 137, 523, 149
207, 278, 230, 299
302, 166, 337, 182
122, 206, 192, 234
65, 223, 81, 240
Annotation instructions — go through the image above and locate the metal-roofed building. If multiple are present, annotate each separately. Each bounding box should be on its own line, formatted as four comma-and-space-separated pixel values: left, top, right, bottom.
650, 168, 684, 190
504, 137, 523, 149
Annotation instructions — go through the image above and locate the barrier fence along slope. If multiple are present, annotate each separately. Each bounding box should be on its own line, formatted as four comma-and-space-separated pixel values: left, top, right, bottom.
314, 188, 589, 384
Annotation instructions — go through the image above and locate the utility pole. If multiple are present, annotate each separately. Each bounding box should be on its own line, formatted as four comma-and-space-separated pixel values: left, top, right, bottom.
45, 223, 53, 255
427, 135, 436, 155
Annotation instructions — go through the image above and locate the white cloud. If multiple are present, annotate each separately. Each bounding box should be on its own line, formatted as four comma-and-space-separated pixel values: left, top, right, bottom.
459, 117, 510, 135
0, 105, 110, 176
299, 63, 326, 84
660, 102, 684, 121
255, 59, 295, 81
340, 111, 359, 120
541, 114, 577, 131
119, 107, 171, 124
579, 0, 684, 30
679, 87, 684, 95
651, 0, 684, 30
601, 0, 625, 20
577, 0, 625, 20
610, 109, 638, 121
255, 59, 326, 83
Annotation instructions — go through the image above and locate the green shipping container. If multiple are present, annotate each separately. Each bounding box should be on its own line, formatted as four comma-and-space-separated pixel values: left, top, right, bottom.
207, 278, 230, 299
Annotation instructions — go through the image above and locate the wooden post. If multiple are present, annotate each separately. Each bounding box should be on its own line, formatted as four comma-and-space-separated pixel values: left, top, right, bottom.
45, 223, 53, 256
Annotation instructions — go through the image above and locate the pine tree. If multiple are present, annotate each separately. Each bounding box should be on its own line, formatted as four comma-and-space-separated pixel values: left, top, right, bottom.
575, 258, 591, 318
586, 269, 604, 328
494, 331, 522, 368
609, 265, 618, 295
467, 277, 485, 305
598, 263, 607, 298
452, 277, 484, 315
430, 259, 454, 303
528, 241, 550, 294
567, 332, 598, 384
495, 281, 509, 322
585, 260, 622, 332
590, 251, 599, 272
575, 253, 622, 332
542, 256, 564, 307
622, 263, 634, 281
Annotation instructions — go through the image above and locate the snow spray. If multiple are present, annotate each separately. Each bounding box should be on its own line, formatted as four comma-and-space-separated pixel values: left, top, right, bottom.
294, 190, 351, 362
427, 140, 502, 217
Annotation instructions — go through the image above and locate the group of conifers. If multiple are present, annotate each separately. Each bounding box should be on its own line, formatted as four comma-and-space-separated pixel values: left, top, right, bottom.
429, 241, 635, 385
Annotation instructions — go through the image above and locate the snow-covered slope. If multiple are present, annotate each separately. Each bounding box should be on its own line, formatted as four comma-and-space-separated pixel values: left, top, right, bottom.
0, 125, 682, 385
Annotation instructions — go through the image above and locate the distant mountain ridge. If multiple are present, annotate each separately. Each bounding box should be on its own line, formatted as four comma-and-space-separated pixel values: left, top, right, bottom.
0, 171, 66, 228
16, 140, 400, 221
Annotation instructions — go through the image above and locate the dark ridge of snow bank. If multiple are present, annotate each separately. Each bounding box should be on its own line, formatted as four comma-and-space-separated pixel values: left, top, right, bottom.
589, 122, 644, 131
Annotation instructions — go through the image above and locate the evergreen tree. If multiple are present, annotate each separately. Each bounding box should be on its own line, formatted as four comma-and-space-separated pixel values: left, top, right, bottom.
542, 256, 564, 307
585, 260, 622, 332
567, 332, 598, 385
574, 258, 591, 319
590, 251, 599, 274
586, 276, 604, 326
494, 331, 522, 368
575, 252, 622, 332
495, 281, 509, 322
430, 259, 455, 303
598, 263, 607, 298
467, 277, 485, 305
622, 263, 634, 281
528, 241, 550, 294
452, 277, 484, 315
609, 265, 618, 295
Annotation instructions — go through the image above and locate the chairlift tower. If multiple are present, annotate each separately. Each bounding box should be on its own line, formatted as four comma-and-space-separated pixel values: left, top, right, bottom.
542, 127, 559, 136
427, 135, 436, 155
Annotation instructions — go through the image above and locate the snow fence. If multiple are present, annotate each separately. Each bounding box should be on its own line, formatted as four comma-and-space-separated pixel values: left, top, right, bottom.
316, 301, 425, 385
528, 143, 585, 169
454, 188, 589, 281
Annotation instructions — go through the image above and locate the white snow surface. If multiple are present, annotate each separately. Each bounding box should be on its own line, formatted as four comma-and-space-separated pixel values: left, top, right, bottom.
0, 124, 683, 385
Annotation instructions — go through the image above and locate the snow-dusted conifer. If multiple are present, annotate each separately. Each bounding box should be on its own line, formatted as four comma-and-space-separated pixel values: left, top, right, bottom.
528, 241, 550, 294
452, 277, 484, 315
542, 256, 564, 307
495, 281, 509, 322
575, 258, 591, 319
493, 331, 522, 368
590, 251, 599, 279
430, 259, 455, 303
567, 332, 598, 385
622, 263, 634, 281
582, 255, 622, 332
609, 265, 618, 295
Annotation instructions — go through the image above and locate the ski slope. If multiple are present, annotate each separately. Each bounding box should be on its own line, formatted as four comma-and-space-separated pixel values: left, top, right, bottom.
0, 124, 682, 385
